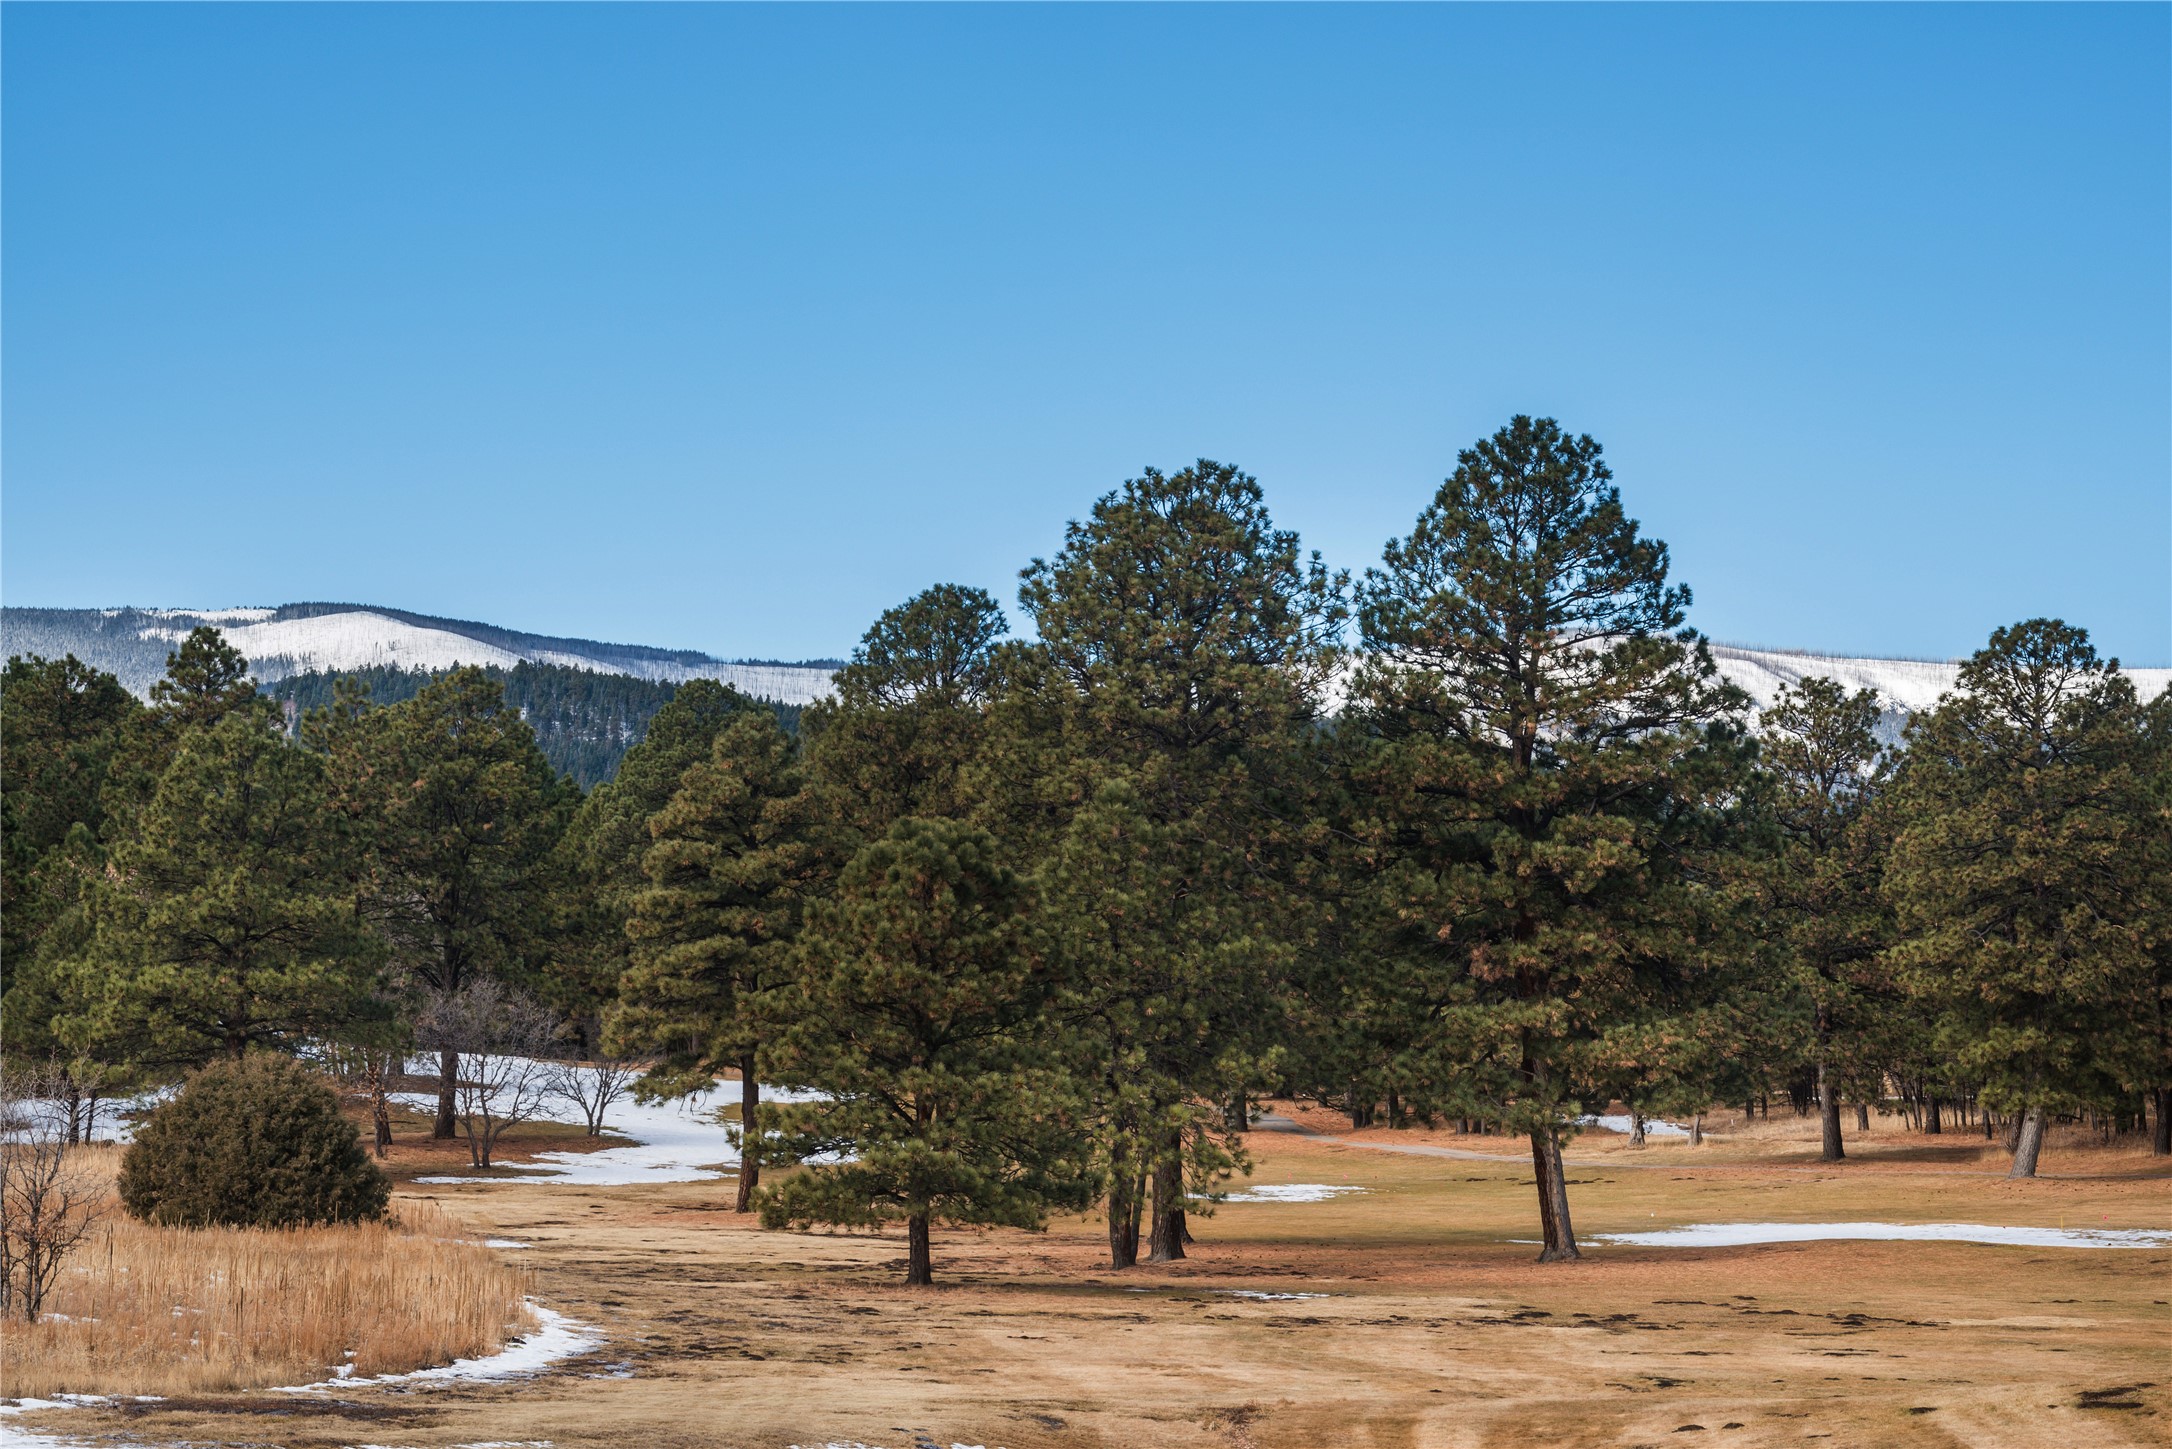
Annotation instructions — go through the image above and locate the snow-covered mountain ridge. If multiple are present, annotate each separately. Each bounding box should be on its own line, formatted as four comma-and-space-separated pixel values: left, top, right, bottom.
0, 604, 841, 704
4, 603, 2165, 719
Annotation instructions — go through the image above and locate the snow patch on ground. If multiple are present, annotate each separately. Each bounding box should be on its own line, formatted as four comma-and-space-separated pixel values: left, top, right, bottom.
483, 1239, 531, 1249
1579, 1113, 1690, 1138
401, 1067, 827, 1188
0, 1394, 164, 1448
273, 1301, 598, 1393
1213, 1289, 1332, 1301
1590, 1221, 2172, 1250
1222, 1183, 1368, 1203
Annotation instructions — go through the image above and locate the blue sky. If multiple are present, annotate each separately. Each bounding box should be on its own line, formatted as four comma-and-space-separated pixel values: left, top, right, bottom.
5, 5, 2167, 664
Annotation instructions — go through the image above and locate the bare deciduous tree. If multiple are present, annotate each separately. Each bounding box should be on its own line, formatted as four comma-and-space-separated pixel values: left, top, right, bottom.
321, 1043, 402, 1159
1, 1065, 110, 1321
545, 1056, 640, 1137
418, 982, 559, 1169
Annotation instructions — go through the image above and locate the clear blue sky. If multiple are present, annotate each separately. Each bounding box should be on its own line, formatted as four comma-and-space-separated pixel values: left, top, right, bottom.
5, 4, 2167, 664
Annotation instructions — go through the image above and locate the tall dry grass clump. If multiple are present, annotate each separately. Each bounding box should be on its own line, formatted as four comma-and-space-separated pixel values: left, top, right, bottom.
0, 1182, 531, 1399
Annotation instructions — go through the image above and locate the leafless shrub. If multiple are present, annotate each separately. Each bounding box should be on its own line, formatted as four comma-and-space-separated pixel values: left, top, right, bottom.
417, 981, 559, 1168
0, 1064, 111, 1322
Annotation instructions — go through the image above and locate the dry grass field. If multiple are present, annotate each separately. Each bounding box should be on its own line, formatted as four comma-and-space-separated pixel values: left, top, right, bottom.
0, 1165, 530, 1401
10, 1103, 2167, 1449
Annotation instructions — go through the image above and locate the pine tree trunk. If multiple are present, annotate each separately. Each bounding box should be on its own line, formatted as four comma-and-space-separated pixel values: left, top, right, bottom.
1528, 1128, 1580, 1262
906, 1211, 933, 1287
1224, 1091, 1248, 1134
735, 1055, 761, 1213
1856, 1102, 1870, 1132
2152, 1089, 2171, 1157
1690, 1112, 1704, 1147
1925, 1097, 1942, 1135
1629, 1112, 1646, 1147
1147, 1138, 1187, 1263
435, 1047, 459, 1140
1107, 1165, 1142, 1269
1818, 1058, 1844, 1162
372, 1074, 392, 1158
2008, 1106, 2046, 1178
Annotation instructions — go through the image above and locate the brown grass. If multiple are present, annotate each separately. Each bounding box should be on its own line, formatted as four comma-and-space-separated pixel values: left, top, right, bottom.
12, 1115, 2170, 1448
1, 1169, 531, 1399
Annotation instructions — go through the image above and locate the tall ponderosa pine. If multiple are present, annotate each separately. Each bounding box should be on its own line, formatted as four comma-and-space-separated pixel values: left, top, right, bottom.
2141, 692, 2172, 1155
997, 460, 1344, 1267
807, 584, 1008, 841
147, 627, 260, 734
312, 667, 568, 1137
98, 628, 266, 846
611, 709, 827, 1211
1350, 416, 1746, 1261
1, 655, 140, 988
551, 680, 765, 1049
760, 818, 1087, 1286
54, 709, 386, 1067
1885, 620, 2156, 1177
1756, 678, 1895, 1162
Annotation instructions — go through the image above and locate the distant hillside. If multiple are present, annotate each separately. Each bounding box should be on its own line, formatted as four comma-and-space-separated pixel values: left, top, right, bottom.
7, 603, 2165, 751
0, 604, 840, 703
263, 663, 801, 787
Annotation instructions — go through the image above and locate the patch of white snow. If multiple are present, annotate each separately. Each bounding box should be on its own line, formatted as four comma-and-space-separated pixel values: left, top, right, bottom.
1222, 1183, 1368, 1203
402, 1067, 826, 1188
1579, 1113, 1690, 1138
274, 1301, 598, 1393
1589, 1221, 2172, 1250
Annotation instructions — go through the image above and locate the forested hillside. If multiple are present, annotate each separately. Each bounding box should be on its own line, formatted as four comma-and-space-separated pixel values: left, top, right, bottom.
265, 663, 801, 786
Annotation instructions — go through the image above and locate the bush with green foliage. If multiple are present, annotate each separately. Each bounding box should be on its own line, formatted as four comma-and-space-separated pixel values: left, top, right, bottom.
118, 1054, 389, 1228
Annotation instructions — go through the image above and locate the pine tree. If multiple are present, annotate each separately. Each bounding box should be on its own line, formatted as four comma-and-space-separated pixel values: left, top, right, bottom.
806, 584, 1008, 842
147, 627, 258, 732
53, 710, 386, 1067
1755, 678, 1896, 1161
1349, 416, 1747, 1260
95, 628, 267, 859
0, 655, 140, 979
549, 680, 765, 1049
760, 817, 1088, 1285
1885, 619, 2156, 1177
993, 460, 1344, 1266
311, 667, 569, 1137
2140, 691, 2172, 1155
610, 709, 828, 1211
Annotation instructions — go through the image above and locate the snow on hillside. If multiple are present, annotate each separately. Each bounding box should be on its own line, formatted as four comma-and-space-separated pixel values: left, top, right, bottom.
114, 607, 839, 704
144, 612, 530, 676
11, 604, 2165, 719
1709, 644, 2170, 718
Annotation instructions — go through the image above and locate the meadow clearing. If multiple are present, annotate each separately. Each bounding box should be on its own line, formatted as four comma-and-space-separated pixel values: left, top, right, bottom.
7, 1103, 2167, 1449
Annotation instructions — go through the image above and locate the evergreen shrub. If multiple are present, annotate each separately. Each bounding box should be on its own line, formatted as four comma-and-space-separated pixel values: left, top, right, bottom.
119, 1054, 390, 1228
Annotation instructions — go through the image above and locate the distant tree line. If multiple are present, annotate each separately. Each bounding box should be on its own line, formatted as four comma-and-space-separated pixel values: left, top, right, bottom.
264, 661, 802, 786
5, 415, 2167, 1285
